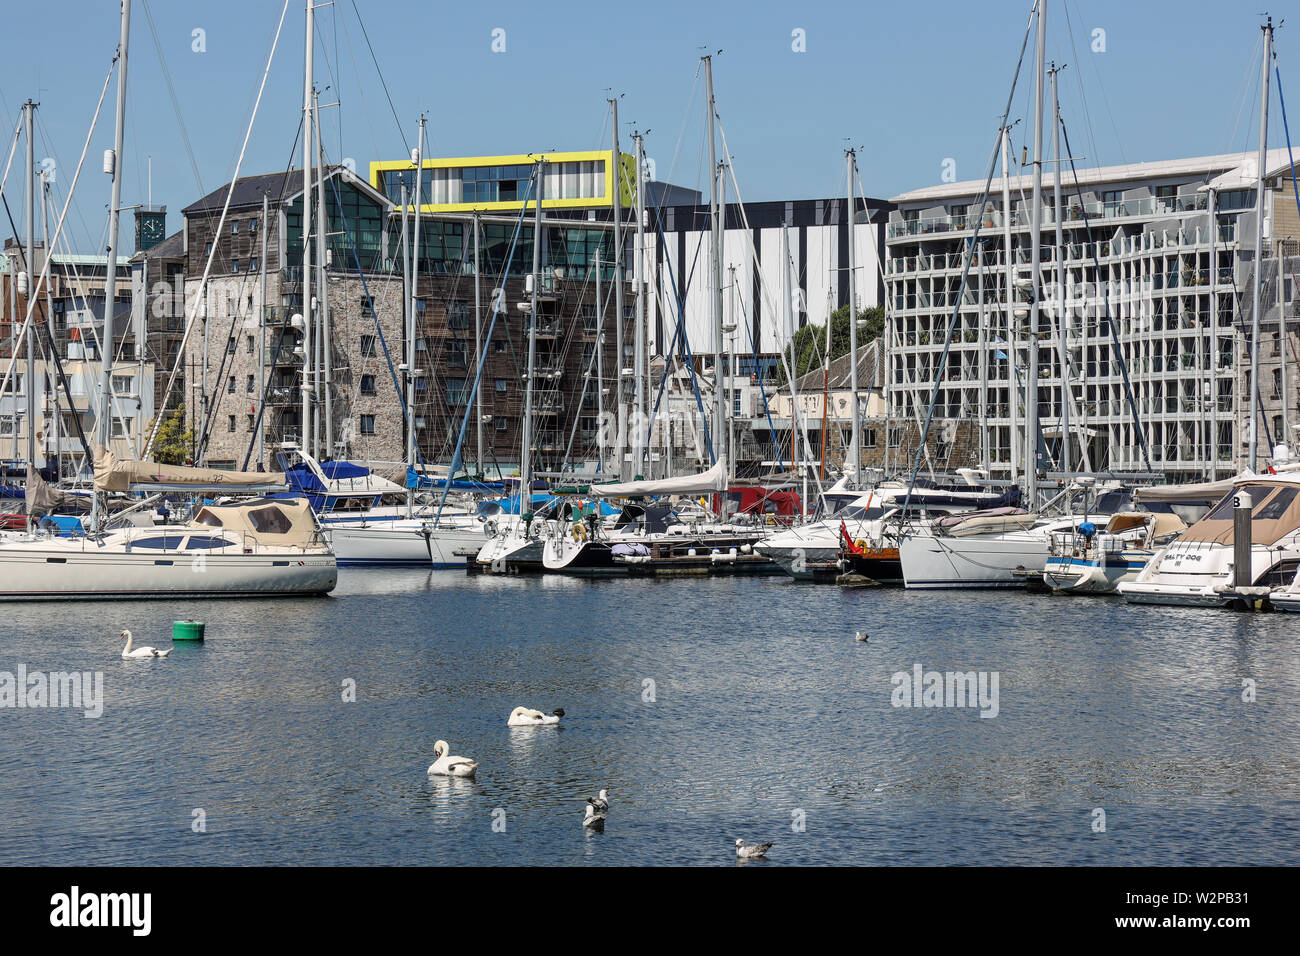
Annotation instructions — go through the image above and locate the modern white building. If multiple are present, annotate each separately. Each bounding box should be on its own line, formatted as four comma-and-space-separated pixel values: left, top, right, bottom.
885, 149, 1300, 484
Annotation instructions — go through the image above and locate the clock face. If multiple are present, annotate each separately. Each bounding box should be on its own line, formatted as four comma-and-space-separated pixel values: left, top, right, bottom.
138, 212, 165, 249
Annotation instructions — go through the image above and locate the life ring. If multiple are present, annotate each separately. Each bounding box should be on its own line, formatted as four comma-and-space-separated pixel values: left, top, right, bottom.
854, 539, 869, 552
484, 519, 498, 538
572, 522, 588, 542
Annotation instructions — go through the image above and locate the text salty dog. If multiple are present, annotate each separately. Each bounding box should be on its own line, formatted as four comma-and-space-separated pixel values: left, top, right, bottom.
50, 887, 151, 937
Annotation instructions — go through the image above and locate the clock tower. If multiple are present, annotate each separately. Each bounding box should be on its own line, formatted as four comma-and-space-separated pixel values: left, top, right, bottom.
134, 205, 167, 252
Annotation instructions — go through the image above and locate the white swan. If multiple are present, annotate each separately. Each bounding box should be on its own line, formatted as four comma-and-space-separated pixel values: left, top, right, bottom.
582, 803, 606, 830
507, 705, 564, 726
428, 740, 478, 777
735, 838, 773, 859
120, 629, 172, 659
587, 788, 609, 813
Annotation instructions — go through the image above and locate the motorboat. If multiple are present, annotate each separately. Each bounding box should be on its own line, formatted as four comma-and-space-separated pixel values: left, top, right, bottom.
1120, 473, 1300, 608
1041, 511, 1186, 594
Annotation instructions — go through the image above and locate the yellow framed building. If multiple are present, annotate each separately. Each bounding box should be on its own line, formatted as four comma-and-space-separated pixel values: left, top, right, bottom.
369, 149, 636, 214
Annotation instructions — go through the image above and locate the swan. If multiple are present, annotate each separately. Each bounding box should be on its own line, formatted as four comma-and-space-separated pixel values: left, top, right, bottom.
508, 705, 564, 727
120, 629, 172, 659
735, 838, 773, 860
428, 740, 478, 777
582, 803, 606, 830
587, 788, 609, 813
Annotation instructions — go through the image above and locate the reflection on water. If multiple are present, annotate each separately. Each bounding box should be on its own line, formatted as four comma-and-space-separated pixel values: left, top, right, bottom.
1, 569, 1298, 865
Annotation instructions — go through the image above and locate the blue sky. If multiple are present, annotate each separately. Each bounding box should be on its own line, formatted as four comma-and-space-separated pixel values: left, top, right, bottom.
0, 0, 1290, 255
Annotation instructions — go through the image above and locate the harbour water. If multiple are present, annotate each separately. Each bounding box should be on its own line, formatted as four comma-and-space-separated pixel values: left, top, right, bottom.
2, 572, 1298, 866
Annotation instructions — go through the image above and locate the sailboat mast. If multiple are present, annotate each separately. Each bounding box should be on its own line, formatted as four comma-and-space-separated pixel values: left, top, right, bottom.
845, 148, 860, 486
633, 130, 647, 472
1050, 62, 1068, 473
90, 0, 130, 530
519, 160, 544, 511
782, 221, 802, 511
594, 248, 604, 470
1026, 0, 1046, 508
313, 88, 331, 458
610, 98, 627, 479
703, 55, 725, 470
400, 182, 411, 514
23, 100, 36, 514
409, 116, 424, 478
473, 212, 484, 475
1002, 126, 1018, 484
258, 190, 268, 468
300, 0, 313, 458
1249, 16, 1273, 471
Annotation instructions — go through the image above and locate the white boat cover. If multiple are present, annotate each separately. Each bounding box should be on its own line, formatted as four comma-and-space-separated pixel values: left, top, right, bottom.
587, 459, 729, 499
94, 446, 285, 493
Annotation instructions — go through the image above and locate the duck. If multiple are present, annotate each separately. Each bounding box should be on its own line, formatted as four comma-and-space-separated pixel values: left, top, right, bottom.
507, 705, 564, 727
120, 629, 173, 659
428, 740, 478, 777
582, 803, 606, 831
587, 788, 610, 813
735, 838, 773, 860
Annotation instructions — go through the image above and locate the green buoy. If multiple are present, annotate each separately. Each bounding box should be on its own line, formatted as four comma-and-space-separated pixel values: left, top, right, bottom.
172, 620, 205, 642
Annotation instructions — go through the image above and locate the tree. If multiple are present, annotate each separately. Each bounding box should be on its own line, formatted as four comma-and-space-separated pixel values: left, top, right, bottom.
149, 403, 196, 465
778, 305, 884, 386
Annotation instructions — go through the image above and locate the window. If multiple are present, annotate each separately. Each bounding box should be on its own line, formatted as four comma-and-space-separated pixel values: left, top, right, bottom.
494, 340, 506, 353
248, 506, 292, 534
360, 334, 376, 357
416, 337, 429, 352
360, 414, 375, 435
888, 427, 901, 448
448, 300, 469, 330
231, 221, 240, 234
249, 256, 259, 272
249, 218, 259, 235
864, 428, 878, 449
246, 375, 255, 393
204, 242, 213, 256
495, 416, 508, 431
227, 376, 236, 394
231, 260, 240, 273
226, 337, 236, 354
416, 376, 426, 392
247, 414, 255, 431
227, 415, 236, 433
495, 378, 508, 392
446, 377, 467, 404
448, 341, 467, 367
247, 334, 255, 354
361, 296, 375, 319
361, 374, 376, 395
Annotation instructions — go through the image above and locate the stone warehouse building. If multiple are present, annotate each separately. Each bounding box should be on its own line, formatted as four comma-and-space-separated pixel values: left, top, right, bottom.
176, 159, 636, 474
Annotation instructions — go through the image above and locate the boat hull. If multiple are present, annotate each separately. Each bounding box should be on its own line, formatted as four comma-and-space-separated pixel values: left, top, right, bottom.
900, 533, 1047, 589
0, 547, 336, 599
324, 520, 484, 568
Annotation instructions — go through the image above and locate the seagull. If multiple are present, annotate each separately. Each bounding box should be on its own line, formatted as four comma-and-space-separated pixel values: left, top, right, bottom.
855, 630, 869, 643
587, 788, 610, 813
735, 838, 773, 860
428, 740, 478, 777
507, 705, 564, 726
582, 803, 606, 831
120, 629, 173, 659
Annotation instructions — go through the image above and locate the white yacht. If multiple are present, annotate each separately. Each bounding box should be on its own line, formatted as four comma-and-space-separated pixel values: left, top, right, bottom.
0, 498, 336, 600
758, 478, 1019, 581
1120, 474, 1300, 608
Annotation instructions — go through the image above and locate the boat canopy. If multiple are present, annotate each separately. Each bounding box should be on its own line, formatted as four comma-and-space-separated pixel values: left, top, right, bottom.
94, 447, 285, 493
1177, 479, 1300, 546
191, 498, 320, 549
936, 507, 1037, 537
588, 459, 728, 499
405, 465, 505, 494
